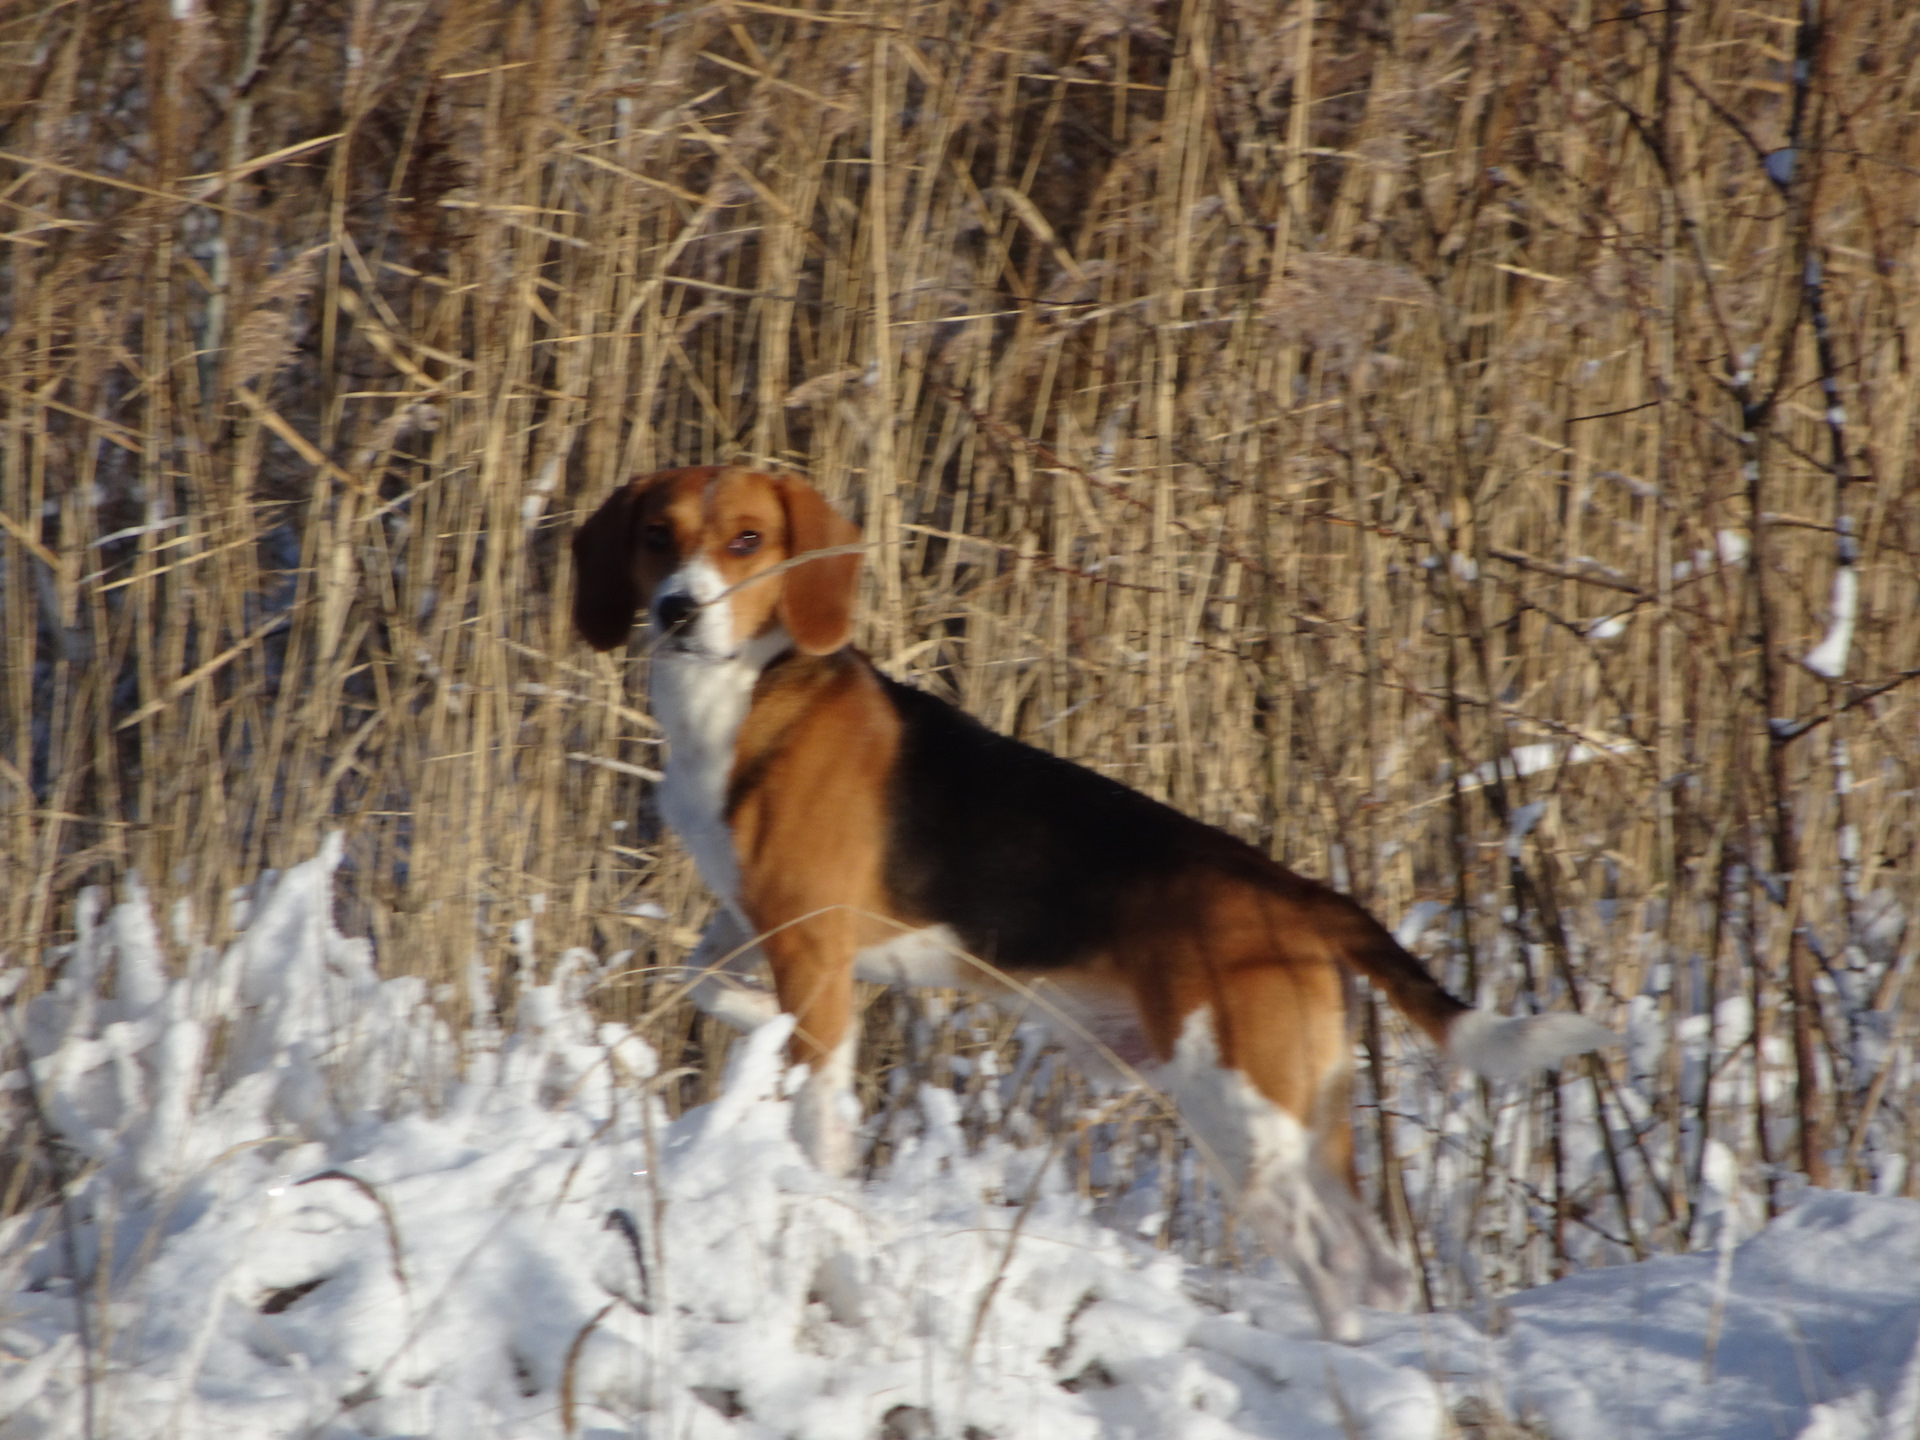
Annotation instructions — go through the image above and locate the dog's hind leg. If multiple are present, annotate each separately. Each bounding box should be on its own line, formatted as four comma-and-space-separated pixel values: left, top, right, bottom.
1157, 1003, 1402, 1341
1150, 900, 1416, 1338
1239, 1146, 1408, 1342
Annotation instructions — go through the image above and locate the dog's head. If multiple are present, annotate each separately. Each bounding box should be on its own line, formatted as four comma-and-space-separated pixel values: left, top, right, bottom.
571, 467, 863, 659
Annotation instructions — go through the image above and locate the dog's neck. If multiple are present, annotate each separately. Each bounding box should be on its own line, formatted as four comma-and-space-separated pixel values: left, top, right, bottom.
649, 624, 794, 751
649, 624, 795, 913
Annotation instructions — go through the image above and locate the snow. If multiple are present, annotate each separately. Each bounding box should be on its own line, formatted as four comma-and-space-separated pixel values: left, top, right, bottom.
1803, 564, 1858, 679
1448, 738, 1634, 792
5, 842, 1919, 1440
1585, 612, 1629, 640
1671, 529, 1750, 582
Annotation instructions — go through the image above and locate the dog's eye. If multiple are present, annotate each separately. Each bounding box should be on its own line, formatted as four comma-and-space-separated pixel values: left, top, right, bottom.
727, 530, 762, 557
642, 523, 674, 553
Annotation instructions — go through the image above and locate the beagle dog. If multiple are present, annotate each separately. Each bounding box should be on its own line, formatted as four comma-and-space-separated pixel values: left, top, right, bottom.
572, 465, 1613, 1338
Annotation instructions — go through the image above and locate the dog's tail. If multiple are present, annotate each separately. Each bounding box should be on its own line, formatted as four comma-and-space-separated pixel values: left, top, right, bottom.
1321, 893, 1615, 1081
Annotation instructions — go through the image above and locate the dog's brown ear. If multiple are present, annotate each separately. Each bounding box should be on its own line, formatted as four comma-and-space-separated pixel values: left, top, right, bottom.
571, 480, 651, 651
775, 477, 862, 656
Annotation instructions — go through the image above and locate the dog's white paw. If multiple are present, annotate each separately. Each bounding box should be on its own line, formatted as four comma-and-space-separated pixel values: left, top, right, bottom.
789, 1035, 860, 1177
661, 967, 781, 1032
701, 979, 782, 1032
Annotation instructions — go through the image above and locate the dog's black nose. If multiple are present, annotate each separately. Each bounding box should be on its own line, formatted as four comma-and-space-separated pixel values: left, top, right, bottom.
655, 592, 697, 634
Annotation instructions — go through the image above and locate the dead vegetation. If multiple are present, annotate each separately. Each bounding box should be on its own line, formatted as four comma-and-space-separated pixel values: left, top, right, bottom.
4, 0, 1919, 1299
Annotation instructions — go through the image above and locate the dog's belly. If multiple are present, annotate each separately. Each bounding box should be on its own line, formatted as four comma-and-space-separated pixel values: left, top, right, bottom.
852, 924, 970, 988
853, 927, 1154, 1076
1026, 973, 1157, 1075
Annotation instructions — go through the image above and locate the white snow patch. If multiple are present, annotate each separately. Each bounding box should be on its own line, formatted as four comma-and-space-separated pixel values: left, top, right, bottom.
1505, 799, 1548, 859
1449, 738, 1633, 792
3, 845, 1918, 1440
1803, 564, 1858, 678
1673, 529, 1750, 580
1585, 612, 1629, 640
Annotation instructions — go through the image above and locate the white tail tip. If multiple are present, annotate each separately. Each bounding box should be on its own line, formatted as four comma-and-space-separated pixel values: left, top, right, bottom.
1446, 1010, 1616, 1082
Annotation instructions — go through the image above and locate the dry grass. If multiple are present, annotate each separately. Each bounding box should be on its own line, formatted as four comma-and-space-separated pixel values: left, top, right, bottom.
5, 0, 1919, 1298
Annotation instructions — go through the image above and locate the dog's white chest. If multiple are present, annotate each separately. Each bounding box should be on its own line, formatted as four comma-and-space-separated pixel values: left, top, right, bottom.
650, 654, 759, 912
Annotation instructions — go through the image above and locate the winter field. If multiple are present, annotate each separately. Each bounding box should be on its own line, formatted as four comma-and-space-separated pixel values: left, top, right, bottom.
7, 3, 1920, 1438
4, 840, 1918, 1440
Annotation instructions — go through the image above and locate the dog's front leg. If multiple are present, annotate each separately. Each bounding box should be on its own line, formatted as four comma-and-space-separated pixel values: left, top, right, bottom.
757, 914, 861, 1177
677, 907, 781, 1032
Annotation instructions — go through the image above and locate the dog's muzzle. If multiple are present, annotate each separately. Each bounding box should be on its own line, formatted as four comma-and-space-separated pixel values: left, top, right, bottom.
655, 591, 698, 641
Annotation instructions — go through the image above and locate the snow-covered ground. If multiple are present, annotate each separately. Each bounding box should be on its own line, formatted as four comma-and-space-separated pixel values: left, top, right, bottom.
4, 840, 1918, 1440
